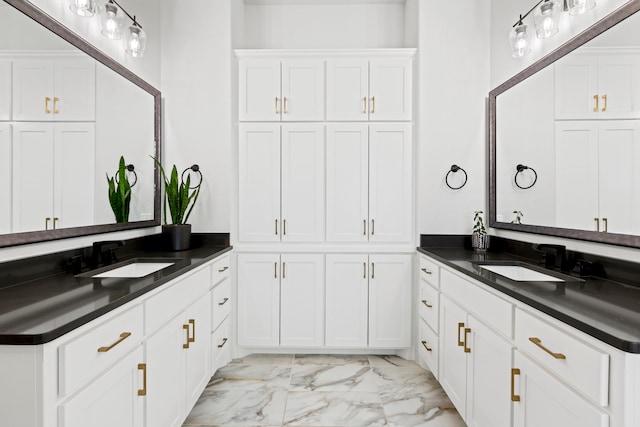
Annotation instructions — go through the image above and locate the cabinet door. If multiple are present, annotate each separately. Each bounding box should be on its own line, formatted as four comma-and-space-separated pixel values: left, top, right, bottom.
54, 123, 95, 229
59, 347, 144, 427
465, 316, 512, 427
326, 124, 369, 242
54, 58, 96, 121
554, 55, 598, 120
554, 121, 599, 231
281, 60, 324, 121
280, 254, 324, 347
281, 124, 325, 242
325, 254, 369, 347
368, 254, 411, 348
12, 59, 54, 121
326, 59, 369, 121
439, 295, 469, 418
597, 54, 640, 120
239, 59, 281, 121
0, 124, 10, 234
144, 315, 185, 427
238, 124, 281, 242
185, 294, 212, 411
12, 123, 54, 232
369, 123, 412, 242
597, 121, 640, 235
237, 253, 280, 346
0, 60, 11, 120
368, 59, 412, 121
513, 351, 609, 427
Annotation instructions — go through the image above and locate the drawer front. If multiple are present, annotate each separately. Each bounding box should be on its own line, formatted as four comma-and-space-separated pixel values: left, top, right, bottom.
59, 304, 143, 396
441, 269, 513, 338
419, 255, 439, 288
211, 254, 230, 287
515, 308, 609, 406
212, 278, 231, 331
145, 266, 211, 333
212, 319, 231, 372
418, 319, 438, 379
419, 281, 439, 332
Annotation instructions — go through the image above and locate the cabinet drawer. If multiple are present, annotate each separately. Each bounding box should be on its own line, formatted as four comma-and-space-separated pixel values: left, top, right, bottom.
418, 281, 439, 332
418, 319, 438, 379
419, 256, 439, 287
212, 319, 231, 372
441, 269, 513, 338
145, 266, 211, 333
59, 304, 143, 396
211, 254, 230, 286
212, 278, 231, 331
515, 309, 609, 406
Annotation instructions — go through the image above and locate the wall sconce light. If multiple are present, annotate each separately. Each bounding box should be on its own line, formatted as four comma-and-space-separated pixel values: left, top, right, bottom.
534, 0, 560, 39
510, 15, 532, 58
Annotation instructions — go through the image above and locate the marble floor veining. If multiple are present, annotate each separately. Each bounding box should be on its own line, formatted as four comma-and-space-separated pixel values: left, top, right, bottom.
183, 354, 466, 427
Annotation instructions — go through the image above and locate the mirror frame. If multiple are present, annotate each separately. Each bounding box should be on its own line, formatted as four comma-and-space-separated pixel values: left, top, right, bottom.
1, 0, 161, 248
489, 1, 640, 248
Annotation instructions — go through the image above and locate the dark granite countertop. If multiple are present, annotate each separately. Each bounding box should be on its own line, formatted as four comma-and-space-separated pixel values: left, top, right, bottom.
418, 236, 640, 353
0, 233, 231, 345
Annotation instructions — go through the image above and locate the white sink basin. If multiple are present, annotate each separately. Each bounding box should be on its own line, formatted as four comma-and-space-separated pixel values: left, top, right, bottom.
92, 262, 175, 278
478, 265, 564, 282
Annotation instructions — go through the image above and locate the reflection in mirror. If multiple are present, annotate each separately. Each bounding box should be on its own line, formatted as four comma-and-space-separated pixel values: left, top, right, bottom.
0, 0, 160, 247
491, 2, 640, 247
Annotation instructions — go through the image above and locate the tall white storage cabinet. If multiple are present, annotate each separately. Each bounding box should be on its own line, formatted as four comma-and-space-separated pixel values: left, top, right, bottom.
236, 49, 415, 352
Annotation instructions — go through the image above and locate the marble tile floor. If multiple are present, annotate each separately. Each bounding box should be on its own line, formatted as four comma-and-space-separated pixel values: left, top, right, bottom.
183, 354, 466, 427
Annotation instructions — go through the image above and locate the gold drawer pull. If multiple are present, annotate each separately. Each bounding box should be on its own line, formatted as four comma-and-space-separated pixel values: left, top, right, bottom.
183, 324, 190, 349
138, 363, 147, 396
421, 340, 432, 352
594, 217, 600, 232
219, 297, 229, 306
363, 96, 367, 113
218, 266, 229, 273
371, 96, 376, 114
593, 94, 599, 112
457, 322, 465, 347
218, 337, 228, 348
464, 328, 471, 353
511, 368, 520, 402
602, 94, 607, 112
421, 299, 433, 308
529, 337, 566, 360
53, 217, 59, 229
98, 332, 132, 353
421, 268, 432, 275
188, 319, 195, 343
45, 217, 51, 230
45, 97, 51, 113
602, 217, 608, 233
53, 97, 59, 114
275, 96, 279, 114
283, 96, 288, 114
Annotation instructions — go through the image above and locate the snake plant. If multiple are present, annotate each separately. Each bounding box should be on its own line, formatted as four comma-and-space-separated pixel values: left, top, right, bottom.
107, 156, 131, 223
152, 157, 201, 225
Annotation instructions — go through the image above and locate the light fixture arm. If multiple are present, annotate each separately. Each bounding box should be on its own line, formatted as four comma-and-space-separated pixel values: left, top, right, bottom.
108, 0, 142, 28
513, 0, 570, 27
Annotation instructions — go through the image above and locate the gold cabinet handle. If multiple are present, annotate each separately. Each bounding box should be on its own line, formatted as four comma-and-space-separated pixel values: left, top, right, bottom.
593, 94, 599, 112
275, 219, 278, 235
602, 94, 607, 112
138, 363, 147, 396
283, 219, 287, 236
363, 219, 367, 236
594, 217, 600, 232
219, 297, 229, 306
274, 262, 278, 279
421, 299, 433, 308
282, 262, 286, 279
53, 217, 59, 229
98, 332, 132, 352
363, 96, 367, 113
183, 324, 190, 349
421, 340, 432, 352
275, 96, 279, 114
371, 262, 375, 279
218, 266, 229, 273
457, 322, 465, 347
188, 319, 195, 343
218, 337, 228, 348
53, 97, 59, 114
45, 97, 51, 113
529, 337, 566, 359
602, 217, 608, 233
45, 217, 51, 230
363, 262, 366, 279
371, 219, 375, 236
371, 96, 375, 114
283, 96, 288, 114
511, 368, 520, 402
421, 268, 432, 275
464, 328, 471, 353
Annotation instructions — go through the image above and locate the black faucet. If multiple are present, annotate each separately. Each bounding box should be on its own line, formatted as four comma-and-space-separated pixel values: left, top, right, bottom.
533, 243, 567, 272
91, 240, 125, 268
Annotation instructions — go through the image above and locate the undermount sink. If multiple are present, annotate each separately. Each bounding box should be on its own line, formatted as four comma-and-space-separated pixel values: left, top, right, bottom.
475, 262, 566, 282
91, 262, 175, 278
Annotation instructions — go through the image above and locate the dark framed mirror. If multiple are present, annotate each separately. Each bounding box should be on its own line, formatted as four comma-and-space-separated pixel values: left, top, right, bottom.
489, 1, 640, 248
0, 0, 161, 248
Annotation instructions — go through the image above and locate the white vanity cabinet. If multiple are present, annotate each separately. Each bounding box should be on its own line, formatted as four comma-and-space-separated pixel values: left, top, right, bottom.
325, 253, 411, 348
239, 58, 324, 122
238, 123, 325, 242
417, 255, 440, 377
326, 58, 412, 121
211, 255, 232, 371
12, 122, 95, 233
326, 123, 412, 243
554, 51, 640, 120
12, 57, 96, 122
0, 60, 11, 120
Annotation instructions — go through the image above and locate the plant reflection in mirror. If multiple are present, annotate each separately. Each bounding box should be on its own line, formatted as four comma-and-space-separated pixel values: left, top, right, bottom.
511, 210, 524, 224
106, 156, 132, 223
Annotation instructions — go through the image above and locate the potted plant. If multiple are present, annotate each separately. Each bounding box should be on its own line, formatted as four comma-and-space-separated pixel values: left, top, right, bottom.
511, 210, 524, 224
472, 210, 490, 251
106, 156, 132, 223
152, 157, 202, 251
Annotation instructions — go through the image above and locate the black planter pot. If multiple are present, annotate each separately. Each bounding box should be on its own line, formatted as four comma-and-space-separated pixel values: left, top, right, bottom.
162, 224, 192, 251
